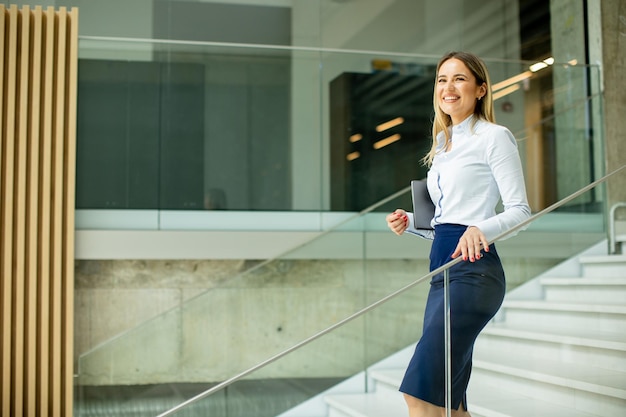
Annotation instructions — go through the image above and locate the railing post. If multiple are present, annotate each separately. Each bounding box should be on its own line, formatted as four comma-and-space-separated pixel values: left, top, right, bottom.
443, 268, 452, 417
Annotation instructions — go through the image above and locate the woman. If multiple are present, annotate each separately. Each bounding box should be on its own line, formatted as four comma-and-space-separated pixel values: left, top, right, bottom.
386, 51, 531, 417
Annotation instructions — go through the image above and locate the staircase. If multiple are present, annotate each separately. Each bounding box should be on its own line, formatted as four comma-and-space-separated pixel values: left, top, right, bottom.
280, 240, 626, 417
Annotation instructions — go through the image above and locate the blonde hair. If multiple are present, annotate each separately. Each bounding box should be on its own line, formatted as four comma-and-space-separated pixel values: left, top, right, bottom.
422, 51, 495, 166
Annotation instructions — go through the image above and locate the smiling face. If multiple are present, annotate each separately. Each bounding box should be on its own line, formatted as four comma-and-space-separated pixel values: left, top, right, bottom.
436, 58, 487, 125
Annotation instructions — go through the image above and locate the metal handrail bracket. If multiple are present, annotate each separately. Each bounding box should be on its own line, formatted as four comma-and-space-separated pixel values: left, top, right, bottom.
609, 202, 626, 254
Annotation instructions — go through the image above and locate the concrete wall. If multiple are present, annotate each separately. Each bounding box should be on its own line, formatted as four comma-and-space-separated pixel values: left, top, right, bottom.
550, 1, 592, 203
598, 0, 626, 211
76, 254, 566, 385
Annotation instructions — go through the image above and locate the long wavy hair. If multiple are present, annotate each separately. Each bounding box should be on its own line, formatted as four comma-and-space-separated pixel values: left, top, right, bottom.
422, 51, 495, 166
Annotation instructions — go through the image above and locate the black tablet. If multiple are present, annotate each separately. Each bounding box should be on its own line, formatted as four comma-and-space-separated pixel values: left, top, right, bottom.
411, 179, 435, 230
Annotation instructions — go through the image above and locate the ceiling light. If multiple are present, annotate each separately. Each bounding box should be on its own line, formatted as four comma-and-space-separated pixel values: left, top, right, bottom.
529, 56, 554, 73
346, 151, 360, 161
373, 134, 401, 150
529, 62, 548, 72
349, 133, 363, 143
376, 117, 404, 132
492, 71, 532, 91
493, 84, 520, 101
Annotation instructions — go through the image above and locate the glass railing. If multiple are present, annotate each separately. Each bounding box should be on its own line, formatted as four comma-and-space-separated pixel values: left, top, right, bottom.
74, 37, 602, 223
148, 166, 623, 417
74, 162, 624, 416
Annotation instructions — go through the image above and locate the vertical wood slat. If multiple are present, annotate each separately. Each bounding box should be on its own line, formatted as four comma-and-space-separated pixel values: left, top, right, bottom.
38, 6, 55, 414
14, 5, 31, 417
64, 7, 79, 415
0, 5, 78, 417
50, 9, 67, 416
0, 6, 4, 409
1, 6, 18, 415
26, 7, 43, 416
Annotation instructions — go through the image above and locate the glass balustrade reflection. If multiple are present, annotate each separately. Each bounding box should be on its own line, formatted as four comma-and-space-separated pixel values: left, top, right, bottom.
75, 212, 370, 415
74, 37, 601, 222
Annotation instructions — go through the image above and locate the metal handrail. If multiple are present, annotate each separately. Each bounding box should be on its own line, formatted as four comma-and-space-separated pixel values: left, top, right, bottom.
157, 164, 626, 417
609, 202, 626, 254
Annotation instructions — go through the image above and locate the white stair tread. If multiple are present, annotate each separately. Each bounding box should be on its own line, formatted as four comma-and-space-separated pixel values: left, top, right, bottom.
540, 276, 626, 285
502, 300, 626, 314
371, 351, 626, 399
579, 254, 626, 264
473, 351, 626, 398
369, 338, 626, 400
481, 322, 626, 349
324, 383, 600, 417
467, 381, 602, 417
367, 369, 409, 395
325, 391, 405, 417
369, 368, 404, 388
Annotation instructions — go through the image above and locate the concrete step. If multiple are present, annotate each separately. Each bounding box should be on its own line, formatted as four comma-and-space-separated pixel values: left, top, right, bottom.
325, 391, 405, 417
579, 255, 626, 278
467, 381, 605, 417
328, 369, 603, 417
368, 368, 404, 396
471, 356, 626, 416
499, 300, 626, 334
540, 277, 626, 304
476, 323, 626, 371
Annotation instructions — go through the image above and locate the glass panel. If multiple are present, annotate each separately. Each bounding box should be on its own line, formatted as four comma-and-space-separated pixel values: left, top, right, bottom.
74, 162, 626, 417
74, 36, 602, 223
151, 174, 620, 417
75, 213, 371, 415
76, 40, 301, 212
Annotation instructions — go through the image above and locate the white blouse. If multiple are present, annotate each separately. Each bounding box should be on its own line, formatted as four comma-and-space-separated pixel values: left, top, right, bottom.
406, 115, 531, 242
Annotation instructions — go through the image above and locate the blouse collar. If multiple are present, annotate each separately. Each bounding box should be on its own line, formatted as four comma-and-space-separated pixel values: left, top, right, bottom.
452, 114, 475, 135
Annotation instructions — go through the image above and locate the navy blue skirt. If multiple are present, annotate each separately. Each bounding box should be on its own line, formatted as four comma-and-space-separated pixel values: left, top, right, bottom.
399, 224, 505, 410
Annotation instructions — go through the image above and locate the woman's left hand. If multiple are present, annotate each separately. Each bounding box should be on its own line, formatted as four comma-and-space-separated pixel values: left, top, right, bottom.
451, 226, 489, 262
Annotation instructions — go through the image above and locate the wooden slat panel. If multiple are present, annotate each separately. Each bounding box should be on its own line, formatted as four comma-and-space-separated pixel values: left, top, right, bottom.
25, 7, 44, 416
1, 6, 77, 415
1, 5, 18, 416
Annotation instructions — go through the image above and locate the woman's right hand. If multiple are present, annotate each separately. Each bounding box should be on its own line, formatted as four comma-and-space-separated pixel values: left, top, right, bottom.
386, 209, 409, 236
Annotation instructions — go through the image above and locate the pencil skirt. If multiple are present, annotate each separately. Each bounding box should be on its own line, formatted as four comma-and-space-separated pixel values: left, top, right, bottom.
399, 223, 506, 410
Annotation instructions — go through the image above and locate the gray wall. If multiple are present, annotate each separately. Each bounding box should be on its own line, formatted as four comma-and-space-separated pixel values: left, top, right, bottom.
598, 0, 626, 211
76, 255, 563, 385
